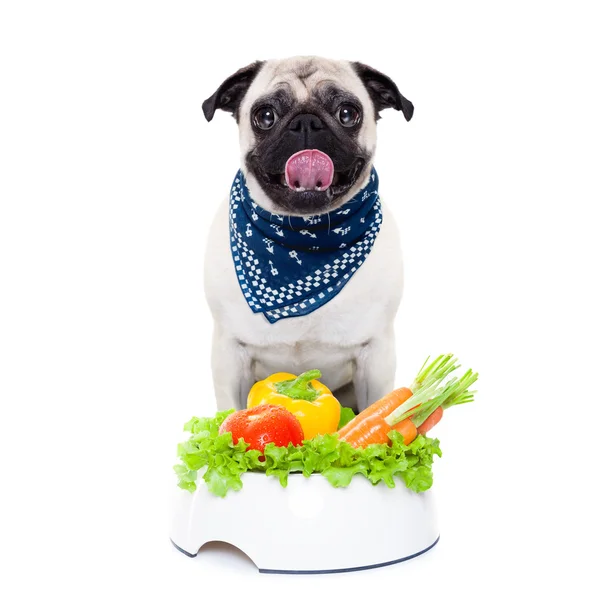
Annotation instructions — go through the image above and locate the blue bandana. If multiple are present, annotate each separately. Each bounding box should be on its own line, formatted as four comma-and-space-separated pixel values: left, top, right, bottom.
229, 168, 382, 323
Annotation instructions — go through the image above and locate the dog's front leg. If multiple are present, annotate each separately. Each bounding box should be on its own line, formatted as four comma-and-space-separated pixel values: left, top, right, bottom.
353, 333, 397, 412
210, 330, 253, 411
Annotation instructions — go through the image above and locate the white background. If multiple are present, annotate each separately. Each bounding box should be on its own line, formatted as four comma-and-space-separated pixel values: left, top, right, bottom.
1, 1, 599, 598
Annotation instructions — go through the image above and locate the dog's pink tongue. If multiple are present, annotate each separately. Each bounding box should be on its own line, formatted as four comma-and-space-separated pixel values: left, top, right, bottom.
285, 149, 334, 191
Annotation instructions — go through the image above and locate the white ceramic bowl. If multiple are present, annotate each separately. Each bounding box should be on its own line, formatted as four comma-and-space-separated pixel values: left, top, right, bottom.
170, 471, 439, 573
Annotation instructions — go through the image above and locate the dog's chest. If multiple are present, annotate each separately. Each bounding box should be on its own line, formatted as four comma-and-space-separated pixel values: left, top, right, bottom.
238, 304, 376, 391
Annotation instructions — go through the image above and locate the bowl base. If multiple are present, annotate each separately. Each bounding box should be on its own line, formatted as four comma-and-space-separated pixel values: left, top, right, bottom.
171, 535, 440, 574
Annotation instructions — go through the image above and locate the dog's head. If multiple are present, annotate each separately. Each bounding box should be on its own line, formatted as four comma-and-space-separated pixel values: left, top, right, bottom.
203, 56, 413, 215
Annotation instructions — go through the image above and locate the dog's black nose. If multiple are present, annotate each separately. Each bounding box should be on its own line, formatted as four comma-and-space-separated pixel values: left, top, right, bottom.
288, 113, 325, 133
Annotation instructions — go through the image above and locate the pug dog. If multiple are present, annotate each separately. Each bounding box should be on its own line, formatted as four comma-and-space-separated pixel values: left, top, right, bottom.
202, 56, 413, 412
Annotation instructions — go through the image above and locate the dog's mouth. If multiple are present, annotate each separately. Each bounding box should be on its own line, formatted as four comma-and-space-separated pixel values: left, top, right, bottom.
260, 150, 365, 200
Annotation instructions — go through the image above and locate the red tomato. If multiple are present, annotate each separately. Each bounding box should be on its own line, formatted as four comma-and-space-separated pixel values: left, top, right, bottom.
219, 404, 304, 453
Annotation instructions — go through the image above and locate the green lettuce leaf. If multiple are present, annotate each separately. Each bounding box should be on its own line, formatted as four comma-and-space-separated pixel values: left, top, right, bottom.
400, 465, 434, 492
183, 409, 234, 436
322, 463, 368, 487
173, 411, 442, 497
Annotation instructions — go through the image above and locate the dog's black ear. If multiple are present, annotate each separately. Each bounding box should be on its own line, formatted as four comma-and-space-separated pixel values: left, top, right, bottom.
352, 62, 414, 121
202, 61, 264, 122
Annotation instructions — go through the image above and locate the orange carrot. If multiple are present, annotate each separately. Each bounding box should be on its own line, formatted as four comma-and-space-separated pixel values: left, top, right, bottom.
417, 407, 443, 436
336, 387, 413, 440
391, 419, 418, 446
337, 388, 415, 449
337, 414, 418, 449
337, 355, 476, 449
338, 416, 392, 448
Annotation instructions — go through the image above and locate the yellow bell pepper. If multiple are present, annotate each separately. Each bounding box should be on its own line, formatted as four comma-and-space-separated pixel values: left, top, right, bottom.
247, 370, 341, 440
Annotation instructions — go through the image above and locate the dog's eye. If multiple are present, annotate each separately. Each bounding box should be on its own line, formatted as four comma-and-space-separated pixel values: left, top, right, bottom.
337, 104, 361, 127
253, 106, 278, 130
